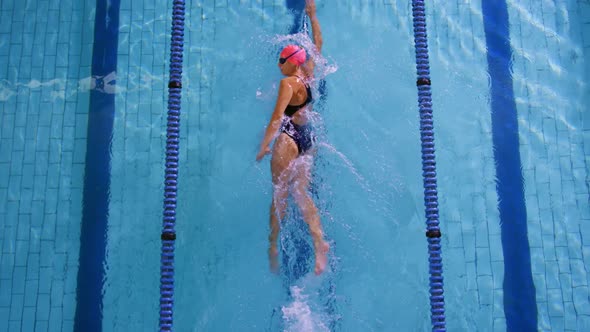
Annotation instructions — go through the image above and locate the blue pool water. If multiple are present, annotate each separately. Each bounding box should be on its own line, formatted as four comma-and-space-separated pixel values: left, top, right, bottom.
0, 0, 590, 331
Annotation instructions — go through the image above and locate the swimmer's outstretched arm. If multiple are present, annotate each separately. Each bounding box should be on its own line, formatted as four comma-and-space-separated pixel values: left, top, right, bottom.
256, 80, 294, 161
303, 0, 322, 78
306, 0, 322, 52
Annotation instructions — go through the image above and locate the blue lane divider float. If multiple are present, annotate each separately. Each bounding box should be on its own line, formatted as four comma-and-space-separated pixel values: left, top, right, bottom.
410, 1, 446, 331
159, 0, 186, 330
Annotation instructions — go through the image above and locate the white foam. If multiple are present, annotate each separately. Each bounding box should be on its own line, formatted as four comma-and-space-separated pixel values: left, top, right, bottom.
281, 286, 330, 332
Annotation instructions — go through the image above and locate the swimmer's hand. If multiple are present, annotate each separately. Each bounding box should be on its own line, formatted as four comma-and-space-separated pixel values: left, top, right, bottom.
256, 146, 271, 161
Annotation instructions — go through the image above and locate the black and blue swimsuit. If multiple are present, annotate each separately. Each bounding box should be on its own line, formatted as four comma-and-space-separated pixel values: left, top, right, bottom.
281, 78, 314, 154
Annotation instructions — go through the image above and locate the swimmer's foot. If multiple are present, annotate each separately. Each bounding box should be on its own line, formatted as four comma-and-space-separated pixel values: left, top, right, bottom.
314, 241, 330, 275
269, 246, 279, 274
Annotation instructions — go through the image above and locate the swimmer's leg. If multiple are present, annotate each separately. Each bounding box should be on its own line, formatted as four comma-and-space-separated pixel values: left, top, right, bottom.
269, 134, 299, 273
269, 182, 288, 274
291, 156, 329, 275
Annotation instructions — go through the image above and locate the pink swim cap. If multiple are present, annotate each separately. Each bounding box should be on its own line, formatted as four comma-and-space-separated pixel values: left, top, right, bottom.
280, 45, 306, 66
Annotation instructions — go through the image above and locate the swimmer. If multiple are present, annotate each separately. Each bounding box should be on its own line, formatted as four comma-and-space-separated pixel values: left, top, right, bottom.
256, 0, 329, 275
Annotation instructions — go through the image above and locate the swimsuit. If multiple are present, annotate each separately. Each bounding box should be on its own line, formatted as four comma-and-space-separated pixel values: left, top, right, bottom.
280, 77, 314, 154
281, 119, 313, 155
284, 79, 312, 117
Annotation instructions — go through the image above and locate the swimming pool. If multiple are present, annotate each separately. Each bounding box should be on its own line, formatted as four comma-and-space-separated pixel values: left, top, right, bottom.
0, 0, 589, 331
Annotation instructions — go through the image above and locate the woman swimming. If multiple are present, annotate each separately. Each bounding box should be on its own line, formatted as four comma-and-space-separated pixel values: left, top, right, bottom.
256, 0, 329, 275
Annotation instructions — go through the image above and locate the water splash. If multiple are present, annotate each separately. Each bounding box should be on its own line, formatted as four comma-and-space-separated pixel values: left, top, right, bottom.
281, 286, 330, 332
315, 141, 370, 192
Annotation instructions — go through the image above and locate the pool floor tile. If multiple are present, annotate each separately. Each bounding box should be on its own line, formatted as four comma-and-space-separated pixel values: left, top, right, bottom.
578, 315, 590, 331
21, 307, 35, 331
